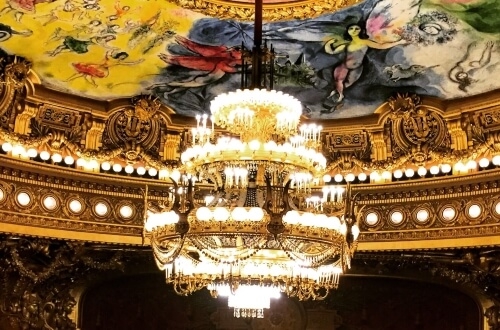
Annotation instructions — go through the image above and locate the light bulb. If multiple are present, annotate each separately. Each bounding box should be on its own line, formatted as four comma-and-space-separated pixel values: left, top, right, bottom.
249, 140, 261, 151
40, 151, 50, 161
429, 166, 439, 175
358, 173, 367, 181
417, 167, 427, 177
468, 204, 481, 218
101, 162, 111, 171
51, 153, 62, 163
466, 160, 477, 170
64, 156, 74, 165
112, 163, 122, 172
404, 169, 415, 178
2, 142, 12, 152
351, 225, 360, 240
27, 148, 38, 158
76, 158, 86, 167
148, 168, 158, 177
125, 165, 134, 174
441, 164, 452, 173
479, 158, 490, 168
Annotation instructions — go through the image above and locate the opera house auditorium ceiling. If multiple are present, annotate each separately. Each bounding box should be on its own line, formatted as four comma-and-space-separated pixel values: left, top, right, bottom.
1, 0, 500, 328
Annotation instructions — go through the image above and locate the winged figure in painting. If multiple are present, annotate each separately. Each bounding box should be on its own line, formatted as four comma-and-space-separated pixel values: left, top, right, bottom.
322, 0, 422, 112
155, 35, 242, 95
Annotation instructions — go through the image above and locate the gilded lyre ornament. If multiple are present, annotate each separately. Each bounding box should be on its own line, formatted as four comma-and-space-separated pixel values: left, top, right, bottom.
103, 95, 163, 160
387, 93, 449, 164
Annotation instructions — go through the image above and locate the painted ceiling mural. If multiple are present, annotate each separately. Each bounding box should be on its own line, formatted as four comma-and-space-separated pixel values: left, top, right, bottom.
0, 0, 499, 119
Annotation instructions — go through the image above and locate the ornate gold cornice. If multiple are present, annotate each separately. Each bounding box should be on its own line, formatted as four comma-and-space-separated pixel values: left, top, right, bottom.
0, 156, 499, 249
169, 0, 361, 21
2, 55, 500, 251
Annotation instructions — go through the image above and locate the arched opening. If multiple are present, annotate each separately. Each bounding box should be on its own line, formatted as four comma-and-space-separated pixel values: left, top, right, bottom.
79, 273, 481, 330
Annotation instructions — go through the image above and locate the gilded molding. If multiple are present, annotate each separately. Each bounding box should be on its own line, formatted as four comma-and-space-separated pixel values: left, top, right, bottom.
3, 69, 500, 178
1, 156, 500, 246
169, 0, 361, 21
0, 211, 142, 235
0, 237, 124, 329
321, 93, 500, 174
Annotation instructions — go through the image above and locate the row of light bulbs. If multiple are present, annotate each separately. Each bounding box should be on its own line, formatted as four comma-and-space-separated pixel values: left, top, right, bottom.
323, 156, 500, 183
1, 141, 173, 178
3, 141, 500, 184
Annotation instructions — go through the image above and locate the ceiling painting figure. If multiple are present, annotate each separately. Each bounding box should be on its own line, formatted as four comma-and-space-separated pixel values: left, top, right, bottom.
0, 0, 55, 22
0, 22, 31, 41
154, 36, 242, 99
66, 50, 144, 87
448, 41, 495, 92
320, 0, 420, 112
0, 0, 499, 118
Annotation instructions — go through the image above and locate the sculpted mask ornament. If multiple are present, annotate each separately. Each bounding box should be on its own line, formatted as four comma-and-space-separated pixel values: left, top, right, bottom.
1, 56, 31, 90
128, 95, 161, 122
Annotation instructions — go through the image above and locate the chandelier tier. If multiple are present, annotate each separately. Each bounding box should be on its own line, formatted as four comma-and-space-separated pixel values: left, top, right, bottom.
181, 114, 326, 190
146, 168, 359, 318
210, 88, 302, 141
144, 0, 359, 318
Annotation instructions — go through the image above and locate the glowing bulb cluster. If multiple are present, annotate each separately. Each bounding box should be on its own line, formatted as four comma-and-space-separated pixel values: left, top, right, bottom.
195, 206, 266, 222
211, 89, 302, 137
283, 210, 345, 231
144, 210, 180, 232
181, 137, 326, 182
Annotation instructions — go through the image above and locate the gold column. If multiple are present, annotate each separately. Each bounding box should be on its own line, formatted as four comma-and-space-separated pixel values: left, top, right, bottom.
447, 119, 468, 151
13, 102, 38, 135
369, 131, 388, 161
163, 134, 181, 160
85, 121, 106, 150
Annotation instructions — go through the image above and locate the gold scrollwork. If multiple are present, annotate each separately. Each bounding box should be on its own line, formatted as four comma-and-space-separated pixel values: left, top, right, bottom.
490, 197, 500, 221
0, 183, 8, 204
169, 0, 361, 21
103, 95, 163, 159
0, 56, 31, 90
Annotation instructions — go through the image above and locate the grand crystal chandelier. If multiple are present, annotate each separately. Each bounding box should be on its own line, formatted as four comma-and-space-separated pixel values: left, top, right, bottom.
144, 0, 359, 318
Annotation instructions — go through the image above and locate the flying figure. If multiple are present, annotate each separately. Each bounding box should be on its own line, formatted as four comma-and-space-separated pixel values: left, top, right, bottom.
321, 0, 421, 113
154, 35, 242, 96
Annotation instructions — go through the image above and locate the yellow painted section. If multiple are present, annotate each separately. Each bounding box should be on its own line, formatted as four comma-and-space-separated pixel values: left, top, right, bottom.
0, 0, 204, 98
